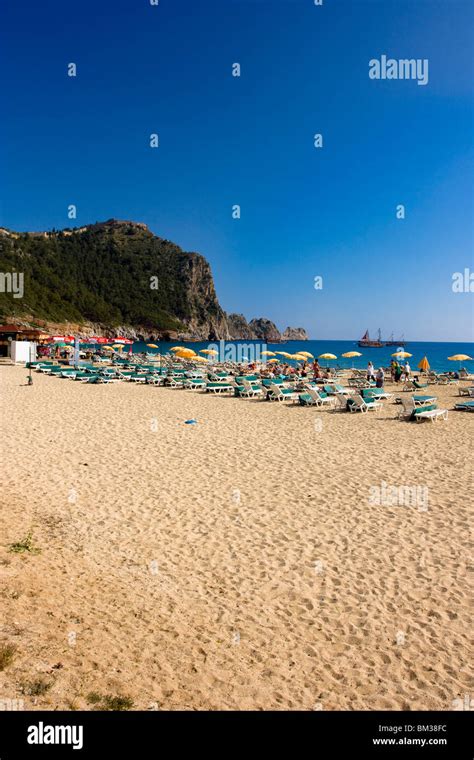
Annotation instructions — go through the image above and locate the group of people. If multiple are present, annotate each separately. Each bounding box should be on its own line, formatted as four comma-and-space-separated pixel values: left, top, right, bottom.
366, 362, 385, 387
366, 359, 411, 386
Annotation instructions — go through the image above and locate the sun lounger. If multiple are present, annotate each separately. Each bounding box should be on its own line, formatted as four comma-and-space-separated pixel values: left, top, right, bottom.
362, 388, 393, 401
437, 374, 459, 385
396, 395, 437, 408
267, 382, 299, 402
323, 383, 351, 396
454, 400, 474, 412
324, 383, 351, 396
208, 372, 231, 382
299, 386, 335, 407
458, 386, 474, 396
398, 397, 448, 421
236, 379, 263, 398
403, 379, 429, 391
414, 407, 448, 421
348, 378, 375, 389
184, 378, 207, 390
206, 382, 234, 394
347, 394, 382, 413
333, 393, 350, 412
70, 371, 94, 380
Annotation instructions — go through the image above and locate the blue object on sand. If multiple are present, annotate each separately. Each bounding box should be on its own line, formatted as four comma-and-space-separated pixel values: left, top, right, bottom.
184, 419, 198, 424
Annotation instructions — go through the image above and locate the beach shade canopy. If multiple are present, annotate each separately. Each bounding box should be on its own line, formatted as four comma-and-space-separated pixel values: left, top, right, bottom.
112, 344, 124, 350
102, 346, 114, 351
418, 356, 430, 371
193, 355, 209, 362
342, 351, 362, 358
297, 351, 314, 358
391, 351, 412, 358
292, 354, 308, 360
51, 335, 75, 343
261, 350, 276, 356
267, 358, 279, 363
200, 349, 218, 355
275, 351, 291, 358
448, 354, 472, 361
170, 346, 185, 352
147, 343, 159, 349
318, 353, 337, 360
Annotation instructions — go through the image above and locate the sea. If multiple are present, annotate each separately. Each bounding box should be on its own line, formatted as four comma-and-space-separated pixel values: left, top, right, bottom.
125, 339, 473, 373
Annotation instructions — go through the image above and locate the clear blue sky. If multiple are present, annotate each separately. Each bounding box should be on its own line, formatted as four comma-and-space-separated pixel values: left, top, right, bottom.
1, 0, 473, 340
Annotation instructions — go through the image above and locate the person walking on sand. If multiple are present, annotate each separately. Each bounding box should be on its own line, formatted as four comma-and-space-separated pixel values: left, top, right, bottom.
376, 367, 385, 388
404, 360, 411, 381
367, 361, 375, 382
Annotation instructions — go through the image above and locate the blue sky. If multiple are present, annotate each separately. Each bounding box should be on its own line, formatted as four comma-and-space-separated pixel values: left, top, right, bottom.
1, 0, 473, 340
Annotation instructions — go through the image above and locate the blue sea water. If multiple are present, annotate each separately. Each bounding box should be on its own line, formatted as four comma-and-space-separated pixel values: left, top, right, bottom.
128, 339, 474, 373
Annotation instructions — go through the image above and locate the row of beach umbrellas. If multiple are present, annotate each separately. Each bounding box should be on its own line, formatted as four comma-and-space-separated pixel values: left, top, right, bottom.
85, 341, 473, 371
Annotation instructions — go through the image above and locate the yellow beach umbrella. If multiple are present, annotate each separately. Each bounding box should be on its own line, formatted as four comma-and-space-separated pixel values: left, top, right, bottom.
193, 355, 209, 362
318, 353, 337, 360
342, 351, 362, 358
147, 343, 159, 349
448, 354, 472, 370
200, 349, 218, 355
170, 346, 185, 352
174, 348, 196, 359
418, 356, 430, 371
391, 351, 412, 358
275, 351, 291, 358
261, 350, 276, 356
292, 354, 308, 360
267, 358, 279, 363
102, 346, 114, 351
297, 351, 314, 358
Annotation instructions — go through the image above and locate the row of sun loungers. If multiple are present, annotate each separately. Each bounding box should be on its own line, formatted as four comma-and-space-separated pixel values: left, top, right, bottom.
30, 362, 467, 421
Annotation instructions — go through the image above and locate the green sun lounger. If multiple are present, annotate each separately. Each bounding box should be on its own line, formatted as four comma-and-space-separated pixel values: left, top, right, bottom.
454, 401, 474, 411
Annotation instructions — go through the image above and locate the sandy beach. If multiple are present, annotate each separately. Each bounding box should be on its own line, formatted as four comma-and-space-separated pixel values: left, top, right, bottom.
0, 365, 472, 711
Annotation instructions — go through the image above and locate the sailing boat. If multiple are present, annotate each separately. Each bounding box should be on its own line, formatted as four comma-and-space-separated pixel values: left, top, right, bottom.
385, 332, 407, 346
357, 329, 384, 348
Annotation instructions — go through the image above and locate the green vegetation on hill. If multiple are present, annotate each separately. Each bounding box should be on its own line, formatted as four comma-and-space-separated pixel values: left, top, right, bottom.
0, 221, 223, 332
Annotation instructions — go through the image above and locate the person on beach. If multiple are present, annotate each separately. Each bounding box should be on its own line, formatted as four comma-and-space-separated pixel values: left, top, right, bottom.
376, 367, 384, 387
367, 361, 375, 381
394, 362, 402, 383
403, 361, 411, 381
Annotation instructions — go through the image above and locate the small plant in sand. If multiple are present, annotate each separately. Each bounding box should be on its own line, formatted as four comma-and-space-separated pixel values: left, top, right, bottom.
86, 692, 134, 710
9, 530, 41, 555
0, 643, 16, 671
22, 678, 52, 696
86, 691, 102, 705
102, 694, 134, 711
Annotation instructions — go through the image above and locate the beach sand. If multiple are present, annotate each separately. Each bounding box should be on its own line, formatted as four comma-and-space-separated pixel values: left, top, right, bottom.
0, 366, 472, 711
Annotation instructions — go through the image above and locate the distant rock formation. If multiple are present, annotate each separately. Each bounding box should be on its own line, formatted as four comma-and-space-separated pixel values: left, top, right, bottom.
281, 326, 309, 341
227, 313, 255, 340
248, 318, 281, 343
